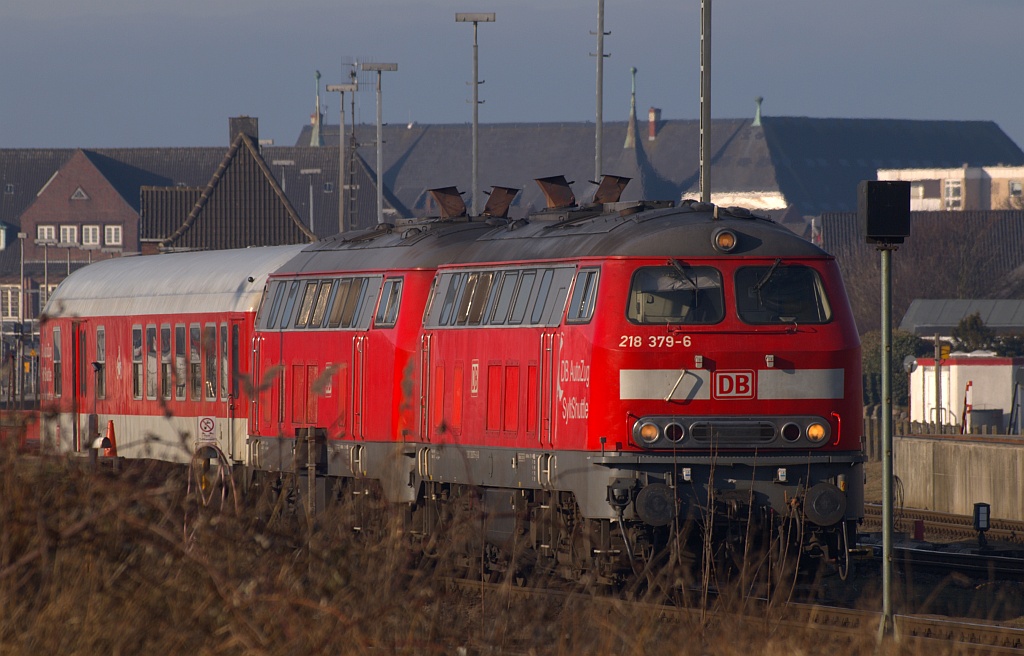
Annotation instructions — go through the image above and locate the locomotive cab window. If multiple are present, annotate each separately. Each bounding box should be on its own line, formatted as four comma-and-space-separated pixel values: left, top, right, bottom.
627, 265, 724, 324
735, 262, 832, 324
374, 278, 403, 328
567, 268, 600, 324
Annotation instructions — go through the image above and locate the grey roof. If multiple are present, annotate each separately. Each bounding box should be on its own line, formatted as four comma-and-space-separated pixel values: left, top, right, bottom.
303, 117, 1024, 217
900, 299, 1024, 335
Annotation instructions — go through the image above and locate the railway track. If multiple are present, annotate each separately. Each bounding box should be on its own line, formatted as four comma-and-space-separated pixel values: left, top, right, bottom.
863, 503, 1024, 544
446, 576, 1024, 653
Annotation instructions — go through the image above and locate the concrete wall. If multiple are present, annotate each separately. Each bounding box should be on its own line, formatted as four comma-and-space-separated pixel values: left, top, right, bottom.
894, 434, 1024, 520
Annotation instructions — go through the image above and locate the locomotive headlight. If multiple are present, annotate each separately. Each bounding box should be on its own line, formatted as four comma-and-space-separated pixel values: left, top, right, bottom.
712, 228, 738, 253
806, 422, 827, 443
637, 421, 661, 445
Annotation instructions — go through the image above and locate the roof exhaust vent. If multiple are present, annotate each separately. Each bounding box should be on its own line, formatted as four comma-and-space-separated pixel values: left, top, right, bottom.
428, 186, 467, 218
482, 186, 520, 219
535, 175, 576, 209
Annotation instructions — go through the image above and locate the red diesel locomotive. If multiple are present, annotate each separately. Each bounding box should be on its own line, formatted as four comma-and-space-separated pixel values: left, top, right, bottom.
40, 176, 864, 583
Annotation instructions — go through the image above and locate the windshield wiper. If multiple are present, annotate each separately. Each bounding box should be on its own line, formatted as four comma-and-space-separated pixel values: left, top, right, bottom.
669, 258, 699, 310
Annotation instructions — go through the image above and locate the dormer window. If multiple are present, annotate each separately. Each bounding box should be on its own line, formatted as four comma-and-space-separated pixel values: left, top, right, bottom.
4, 184, 13, 195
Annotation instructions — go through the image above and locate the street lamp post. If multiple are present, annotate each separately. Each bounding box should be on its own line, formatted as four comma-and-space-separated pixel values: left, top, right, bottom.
360, 62, 398, 226
17, 232, 25, 409
456, 12, 495, 216
326, 82, 358, 233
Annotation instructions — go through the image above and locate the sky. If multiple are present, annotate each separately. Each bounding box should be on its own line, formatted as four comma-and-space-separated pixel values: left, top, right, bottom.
2, 0, 1022, 151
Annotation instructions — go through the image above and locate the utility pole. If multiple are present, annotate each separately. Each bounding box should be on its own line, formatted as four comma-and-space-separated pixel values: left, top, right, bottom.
360, 62, 398, 226
326, 81, 357, 233
456, 13, 495, 216
591, 0, 610, 182
699, 0, 712, 203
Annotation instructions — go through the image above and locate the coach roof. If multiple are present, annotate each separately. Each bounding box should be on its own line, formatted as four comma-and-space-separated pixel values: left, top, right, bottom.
45, 244, 306, 318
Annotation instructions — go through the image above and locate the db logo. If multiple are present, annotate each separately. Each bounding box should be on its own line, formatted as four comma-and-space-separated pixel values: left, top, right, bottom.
713, 370, 755, 399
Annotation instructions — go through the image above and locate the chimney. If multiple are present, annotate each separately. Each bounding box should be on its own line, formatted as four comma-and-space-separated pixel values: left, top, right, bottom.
648, 107, 661, 141
229, 116, 259, 144
752, 96, 763, 127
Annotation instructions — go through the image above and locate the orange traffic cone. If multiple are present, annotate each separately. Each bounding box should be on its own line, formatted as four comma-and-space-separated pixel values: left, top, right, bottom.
103, 420, 118, 457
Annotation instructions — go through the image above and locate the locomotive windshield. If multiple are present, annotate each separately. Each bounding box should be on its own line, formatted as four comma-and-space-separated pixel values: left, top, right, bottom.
735, 263, 832, 324
627, 265, 724, 324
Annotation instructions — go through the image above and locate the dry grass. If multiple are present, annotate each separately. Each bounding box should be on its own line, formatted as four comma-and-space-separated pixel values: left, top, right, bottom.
0, 442, 986, 655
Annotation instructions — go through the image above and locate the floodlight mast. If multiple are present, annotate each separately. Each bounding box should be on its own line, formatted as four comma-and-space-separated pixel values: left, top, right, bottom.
456, 12, 495, 216
360, 62, 398, 226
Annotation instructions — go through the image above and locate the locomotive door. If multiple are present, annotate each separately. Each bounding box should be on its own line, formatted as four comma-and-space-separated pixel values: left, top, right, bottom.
352, 334, 367, 440
71, 321, 87, 452
418, 333, 431, 442
539, 330, 560, 446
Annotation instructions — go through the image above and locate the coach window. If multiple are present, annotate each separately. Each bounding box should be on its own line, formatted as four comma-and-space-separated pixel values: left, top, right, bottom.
294, 280, 319, 328
145, 325, 157, 400
132, 326, 142, 399
78, 330, 88, 398
204, 324, 217, 401
220, 324, 228, 400
735, 263, 832, 325
567, 268, 600, 324
231, 324, 240, 398
488, 272, 519, 325
628, 265, 724, 325
160, 325, 172, 400
53, 327, 62, 398
175, 325, 186, 400
374, 279, 403, 328
508, 271, 537, 325
189, 324, 201, 401
95, 327, 106, 399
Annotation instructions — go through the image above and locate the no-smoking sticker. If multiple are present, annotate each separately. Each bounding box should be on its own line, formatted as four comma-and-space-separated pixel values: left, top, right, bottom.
199, 416, 216, 441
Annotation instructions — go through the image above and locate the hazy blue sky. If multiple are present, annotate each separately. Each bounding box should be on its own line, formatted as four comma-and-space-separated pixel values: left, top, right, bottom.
2, 0, 1022, 150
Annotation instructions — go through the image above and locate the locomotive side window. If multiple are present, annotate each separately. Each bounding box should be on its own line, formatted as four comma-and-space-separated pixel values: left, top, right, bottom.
508, 271, 536, 325
488, 272, 519, 325
328, 278, 353, 328
355, 277, 384, 329
278, 282, 301, 330
456, 272, 494, 326
95, 326, 106, 400
530, 267, 574, 326
566, 268, 600, 324
261, 281, 286, 329
294, 281, 320, 328
374, 279, 403, 328
627, 265, 724, 325
52, 328, 62, 398
310, 281, 334, 327
189, 324, 201, 401
160, 324, 172, 400
132, 326, 142, 399
146, 325, 157, 400
175, 325, 186, 400
735, 263, 832, 324
438, 273, 464, 326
